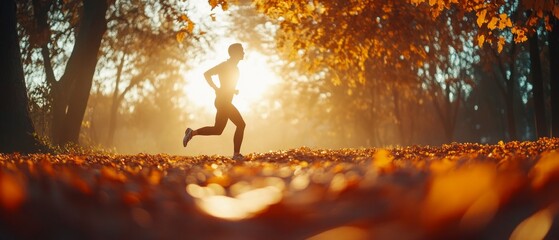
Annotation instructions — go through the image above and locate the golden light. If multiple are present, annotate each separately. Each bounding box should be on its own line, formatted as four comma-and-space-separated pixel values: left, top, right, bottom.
509, 205, 555, 240
186, 182, 283, 221
530, 151, 559, 189
307, 226, 369, 240
0, 173, 26, 211
184, 48, 280, 114
422, 163, 498, 225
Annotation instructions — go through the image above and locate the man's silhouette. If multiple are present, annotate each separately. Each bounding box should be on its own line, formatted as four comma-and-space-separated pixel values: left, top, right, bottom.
183, 43, 246, 160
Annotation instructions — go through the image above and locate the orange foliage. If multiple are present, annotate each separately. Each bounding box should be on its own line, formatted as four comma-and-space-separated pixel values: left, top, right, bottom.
422, 163, 498, 226
510, 204, 557, 240
0, 173, 26, 211
530, 151, 559, 189
1, 139, 559, 238
247, 0, 558, 88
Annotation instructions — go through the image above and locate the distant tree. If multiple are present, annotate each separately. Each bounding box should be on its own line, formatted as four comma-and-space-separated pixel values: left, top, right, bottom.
412, 0, 559, 139
473, 2, 529, 141
247, 0, 479, 144
97, 0, 197, 146
529, 27, 548, 137
246, 0, 559, 142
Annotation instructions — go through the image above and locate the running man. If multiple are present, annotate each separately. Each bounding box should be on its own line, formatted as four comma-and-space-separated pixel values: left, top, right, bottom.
183, 43, 246, 160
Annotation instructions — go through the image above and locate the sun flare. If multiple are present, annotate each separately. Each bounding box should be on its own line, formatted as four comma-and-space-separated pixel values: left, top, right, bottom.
184, 50, 280, 113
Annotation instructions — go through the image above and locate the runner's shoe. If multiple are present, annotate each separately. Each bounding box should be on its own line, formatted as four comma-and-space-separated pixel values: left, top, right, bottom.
183, 128, 193, 147
232, 153, 244, 161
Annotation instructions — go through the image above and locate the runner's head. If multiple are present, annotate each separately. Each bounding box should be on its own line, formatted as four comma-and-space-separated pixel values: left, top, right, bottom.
228, 43, 244, 61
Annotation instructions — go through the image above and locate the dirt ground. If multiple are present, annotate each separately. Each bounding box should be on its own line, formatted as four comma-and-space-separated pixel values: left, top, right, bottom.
1, 138, 559, 239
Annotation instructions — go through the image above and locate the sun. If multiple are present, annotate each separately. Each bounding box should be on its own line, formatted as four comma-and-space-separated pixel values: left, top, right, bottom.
184, 49, 280, 114
234, 52, 280, 112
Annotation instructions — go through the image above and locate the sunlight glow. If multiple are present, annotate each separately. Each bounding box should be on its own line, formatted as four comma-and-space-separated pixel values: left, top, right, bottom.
422, 163, 497, 224
184, 47, 280, 114
509, 206, 555, 240
307, 226, 368, 240
0, 173, 26, 211
186, 183, 283, 221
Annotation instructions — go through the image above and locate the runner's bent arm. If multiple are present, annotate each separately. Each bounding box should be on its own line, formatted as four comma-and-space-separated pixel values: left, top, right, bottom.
203, 63, 222, 91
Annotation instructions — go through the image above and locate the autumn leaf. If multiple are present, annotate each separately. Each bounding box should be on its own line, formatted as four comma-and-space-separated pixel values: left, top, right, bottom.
176, 31, 186, 43
498, 13, 512, 30
185, 18, 196, 34
331, 72, 341, 86
511, 26, 528, 43
410, 0, 426, 6
372, 149, 393, 171
316, 3, 326, 14
221, 1, 229, 11
72, 177, 92, 195
0, 173, 26, 211
487, 17, 498, 30
478, 34, 485, 48
208, 0, 228, 10
528, 16, 538, 26
209, 0, 218, 10
545, 16, 552, 31
423, 163, 497, 224
147, 169, 162, 185
476, 9, 487, 28
71, 156, 85, 165
518, 34, 528, 43
531, 151, 559, 189
497, 36, 505, 53
290, 14, 300, 24
2, 137, 559, 238
123, 192, 141, 205
101, 166, 126, 182
305, 3, 315, 12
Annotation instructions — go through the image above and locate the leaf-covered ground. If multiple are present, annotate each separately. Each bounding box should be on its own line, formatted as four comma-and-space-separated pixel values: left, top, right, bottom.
1, 138, 559, 240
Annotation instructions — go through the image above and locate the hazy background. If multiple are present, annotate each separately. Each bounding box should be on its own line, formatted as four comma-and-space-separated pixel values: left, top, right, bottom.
20, 0, 554, 155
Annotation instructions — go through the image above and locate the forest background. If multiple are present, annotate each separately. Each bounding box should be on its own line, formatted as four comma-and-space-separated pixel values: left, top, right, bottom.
5, 0, 559, 155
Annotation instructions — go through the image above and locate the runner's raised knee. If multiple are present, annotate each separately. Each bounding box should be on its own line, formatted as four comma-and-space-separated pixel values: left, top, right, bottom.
214, 124, 226, 134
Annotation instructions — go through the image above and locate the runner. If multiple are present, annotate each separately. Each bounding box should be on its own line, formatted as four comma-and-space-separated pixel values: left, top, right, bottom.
183, 43, 246, 160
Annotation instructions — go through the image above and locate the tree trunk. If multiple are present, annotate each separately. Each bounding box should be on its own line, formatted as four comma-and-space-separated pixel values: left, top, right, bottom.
550, 17, 559, 137
505, 43, 518, 140
0, 0, 41, 153
32, 0, 56, 87
107, 52, 126, 146
529, 31, 548, 138
445, 83, 461, 143
505, 77, 517, 140
392, 87, 406, 145
51, 0, 108, 145
431, 84, 457, 143
492, 42, 518, 141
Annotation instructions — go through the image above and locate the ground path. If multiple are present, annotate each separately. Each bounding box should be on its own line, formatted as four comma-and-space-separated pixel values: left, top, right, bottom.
1, 138, 559, 239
